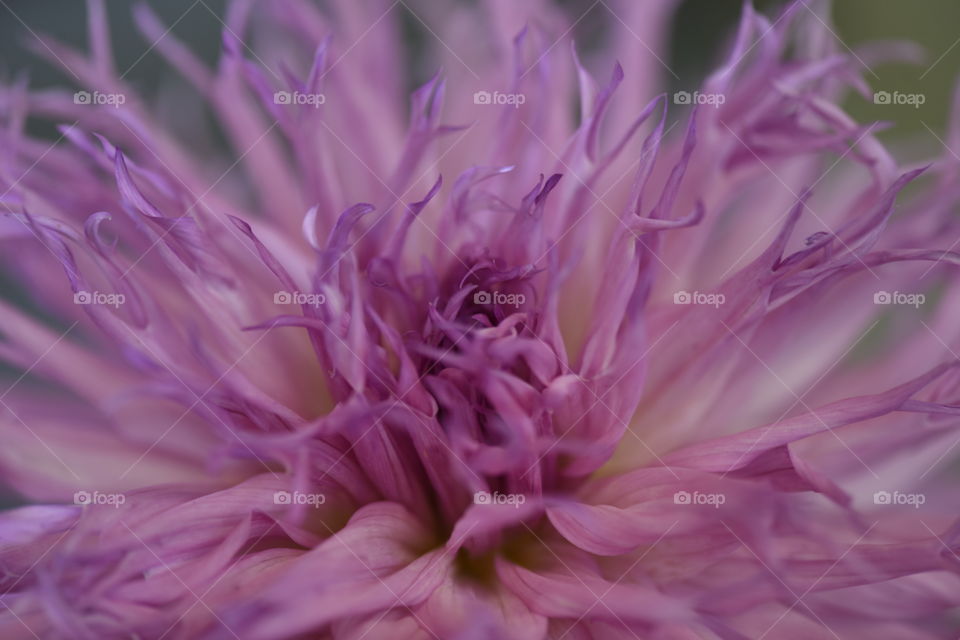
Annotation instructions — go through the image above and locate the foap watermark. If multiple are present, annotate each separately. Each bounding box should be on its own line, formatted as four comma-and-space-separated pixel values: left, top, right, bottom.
74, 490, 126, 507
274, 290, 326, 307
873, 90, 925, 109
474, 491, 526, 508
673, 91, 725, 107
873, 490, 925, 509
474, 290, 525, 308
473, 90, 526, 108
74, 290, 125, 308
274, 90, 326, 108
74, 90, 126, 108
273, 490, 326, 507
874, 291, 924, 308
673, 290, 725, 308
673, 490, 726, 508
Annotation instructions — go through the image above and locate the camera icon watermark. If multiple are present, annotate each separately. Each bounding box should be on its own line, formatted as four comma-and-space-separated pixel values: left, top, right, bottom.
673, 290, 725, 308
873, 490, 925, 508
873, 90, 925, 109
73, 490, 126, 507
74, 290, 125, 308
273, 490, 326, 507
473, 90, 492, 105
274, 290, 326, 307
273, 90, 326, 108
473, 290, 526, 308
673, 490, 725, 508
473, 490, 526, 508
673, 91, 725, 107
873, 291, 924, 308
473, 90, 526, 108
73, 91, 126, 108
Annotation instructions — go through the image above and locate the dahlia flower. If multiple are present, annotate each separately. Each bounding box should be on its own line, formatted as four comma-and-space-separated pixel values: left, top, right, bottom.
2, 0, 960, 637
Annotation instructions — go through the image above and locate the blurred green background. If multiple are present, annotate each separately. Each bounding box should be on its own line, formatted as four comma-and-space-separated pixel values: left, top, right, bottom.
2, 0, 958, 144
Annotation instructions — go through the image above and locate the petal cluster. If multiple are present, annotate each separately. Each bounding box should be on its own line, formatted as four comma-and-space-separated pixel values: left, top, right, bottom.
1, 1, 960, 638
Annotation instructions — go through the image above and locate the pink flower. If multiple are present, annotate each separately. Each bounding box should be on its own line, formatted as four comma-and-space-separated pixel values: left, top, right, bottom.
2, 1, 960, 638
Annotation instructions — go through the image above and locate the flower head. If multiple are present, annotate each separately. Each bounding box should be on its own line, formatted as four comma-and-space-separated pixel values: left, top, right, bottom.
2, 1, 960, 638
